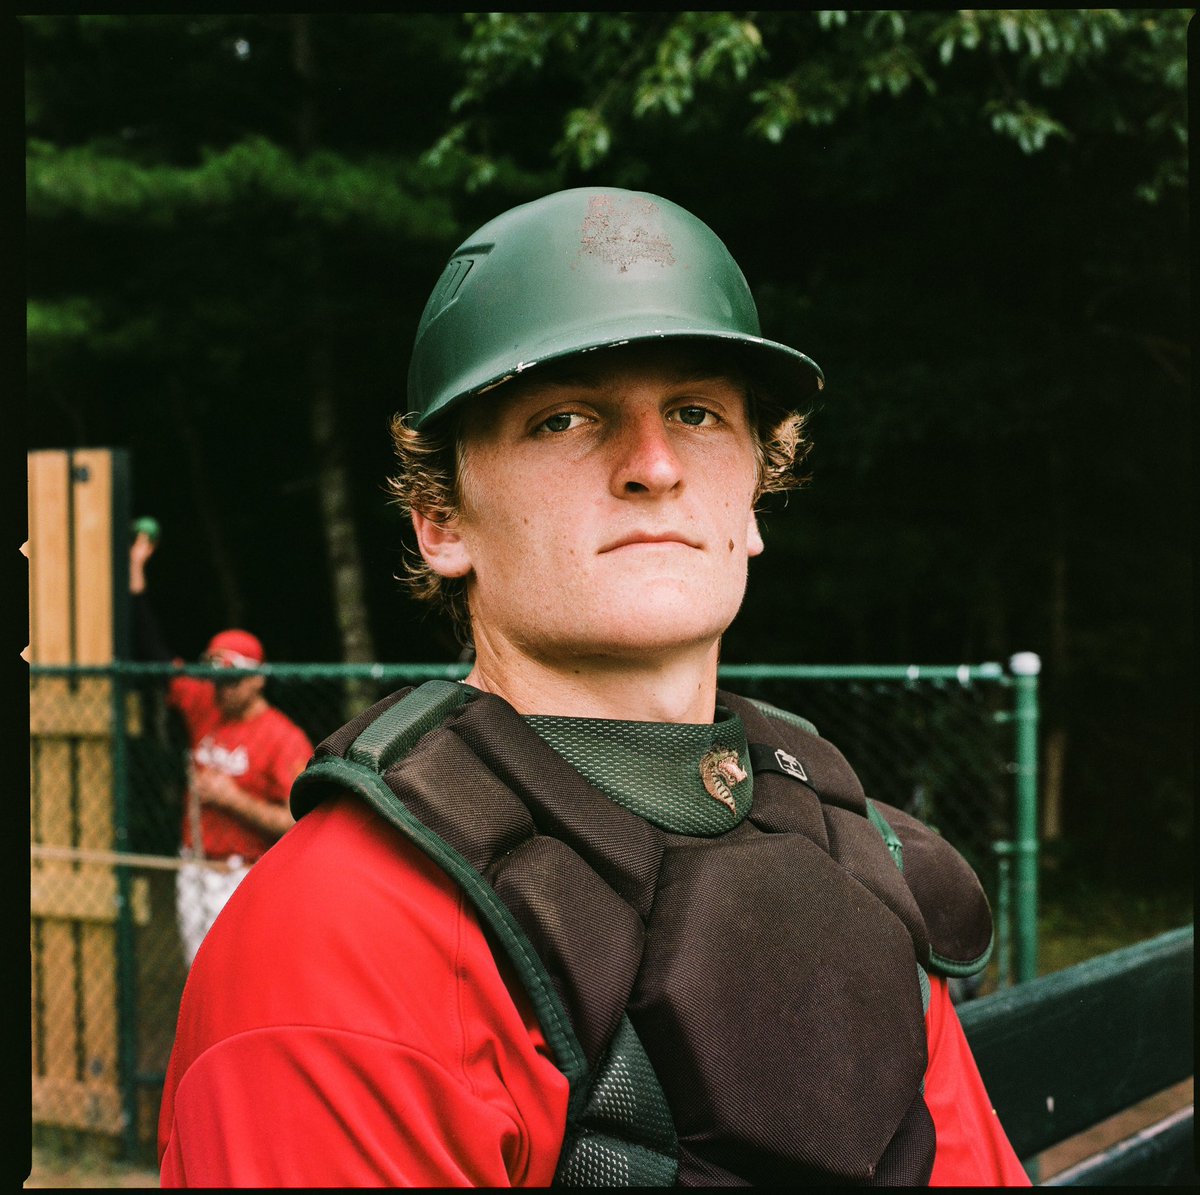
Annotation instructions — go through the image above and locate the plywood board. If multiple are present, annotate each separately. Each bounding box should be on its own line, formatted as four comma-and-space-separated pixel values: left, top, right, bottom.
28, 449, 124, 1140
27, 450, 72, 665
30, 1075, 124, 1136
71, 448, 114, 667
30, 870, 150, 924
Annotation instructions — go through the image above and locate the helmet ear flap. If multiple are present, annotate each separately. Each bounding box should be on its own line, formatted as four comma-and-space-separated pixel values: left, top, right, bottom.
407, 187, 823, 429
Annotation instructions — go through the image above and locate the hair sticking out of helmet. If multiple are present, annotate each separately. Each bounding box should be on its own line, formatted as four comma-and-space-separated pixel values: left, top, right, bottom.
406, 187, 824, 429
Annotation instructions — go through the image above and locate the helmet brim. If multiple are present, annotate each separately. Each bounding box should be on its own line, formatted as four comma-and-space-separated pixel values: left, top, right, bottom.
414, 324, 824, 428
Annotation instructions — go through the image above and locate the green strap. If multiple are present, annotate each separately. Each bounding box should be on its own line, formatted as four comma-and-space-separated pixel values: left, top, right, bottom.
346, 679, 468, 772
865, 798, 905, 873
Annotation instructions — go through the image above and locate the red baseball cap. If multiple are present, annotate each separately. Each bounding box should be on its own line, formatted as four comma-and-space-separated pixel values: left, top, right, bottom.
203, 629, 265, 668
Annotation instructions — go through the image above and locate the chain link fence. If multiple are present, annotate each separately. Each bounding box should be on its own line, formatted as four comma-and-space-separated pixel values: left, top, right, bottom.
30, 658, 1039, 1161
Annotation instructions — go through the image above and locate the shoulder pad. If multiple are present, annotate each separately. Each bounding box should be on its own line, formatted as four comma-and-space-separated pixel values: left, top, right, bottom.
869, 800, 994, 979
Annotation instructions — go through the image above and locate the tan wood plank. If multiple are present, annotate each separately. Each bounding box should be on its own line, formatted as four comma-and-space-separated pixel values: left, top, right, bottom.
31, 1075, 124, 1136
27, 450, 72, 665
77, 738, 113, 850
31, 922, 42, 1073
31, 738, 76, 849
72, 448, 114, 666
35, 921, 79, 1087
29, 688, 143, 737
30, 870, 150, 925
80, 924, 118, 1100
26, 448, 73, 758
29, 685, 111, 735
28, 450, 127, 1143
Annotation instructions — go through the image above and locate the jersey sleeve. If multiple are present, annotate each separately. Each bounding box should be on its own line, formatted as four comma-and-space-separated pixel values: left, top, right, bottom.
157, 796, 568, 1187
924, 976, 1032, 1186
166, 673, 215, 729
159, 1027, 551, 1187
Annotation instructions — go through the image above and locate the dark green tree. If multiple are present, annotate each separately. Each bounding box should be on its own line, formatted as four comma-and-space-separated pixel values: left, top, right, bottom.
25, 14, 477, 662
418, 9, 1191, 885
24, 12, 1190, 885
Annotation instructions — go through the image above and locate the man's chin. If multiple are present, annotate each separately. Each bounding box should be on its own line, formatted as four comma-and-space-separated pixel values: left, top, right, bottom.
551, 617, 733, 665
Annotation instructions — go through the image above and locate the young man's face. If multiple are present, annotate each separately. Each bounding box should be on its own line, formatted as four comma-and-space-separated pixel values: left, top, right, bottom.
418, 346, 765, 667
212, 672, 264, 719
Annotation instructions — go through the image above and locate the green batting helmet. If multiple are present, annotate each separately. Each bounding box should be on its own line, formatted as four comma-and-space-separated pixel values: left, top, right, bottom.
406, 187, 824, 428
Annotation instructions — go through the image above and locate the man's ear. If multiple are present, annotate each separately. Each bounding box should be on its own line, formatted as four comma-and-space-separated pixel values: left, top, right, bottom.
412, 510, 473, 578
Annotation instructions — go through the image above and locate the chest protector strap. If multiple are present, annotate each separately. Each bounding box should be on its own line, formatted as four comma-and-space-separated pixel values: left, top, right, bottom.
293, 681, 993, 1186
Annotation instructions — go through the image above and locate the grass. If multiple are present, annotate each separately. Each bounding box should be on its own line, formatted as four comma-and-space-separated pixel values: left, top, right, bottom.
1035, 859, 1192, 976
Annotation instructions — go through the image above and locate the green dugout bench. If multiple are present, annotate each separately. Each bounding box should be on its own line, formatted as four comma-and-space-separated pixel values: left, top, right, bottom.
958, 924, 1195, 1186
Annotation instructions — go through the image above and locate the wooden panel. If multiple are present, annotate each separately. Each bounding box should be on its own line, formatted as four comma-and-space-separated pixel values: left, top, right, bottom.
30, 737, 76, 848
31, 1075, 124, 1136
29, 743, 80, 1099
35, 916, 79, 1094
31, 924, 40, 1072
27, 443, 78, 1106
76, 722, 119, 1086
30, 870, 150, 925
80, 922, 119, 1105
27, 450, 72, 665
77, 739, 113, 850
30, 737, 80, 1094
30, 687, 142, 736
29, 450, 80, 868
30, 685, 109, 735
71, 448, 114, 666
28, 448, 125, 1141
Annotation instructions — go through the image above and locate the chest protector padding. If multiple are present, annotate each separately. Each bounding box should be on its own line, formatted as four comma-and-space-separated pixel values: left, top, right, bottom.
294, 683, 993, 1186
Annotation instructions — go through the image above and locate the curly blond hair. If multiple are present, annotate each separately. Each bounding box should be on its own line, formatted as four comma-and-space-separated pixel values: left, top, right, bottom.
385, 355, 813, 644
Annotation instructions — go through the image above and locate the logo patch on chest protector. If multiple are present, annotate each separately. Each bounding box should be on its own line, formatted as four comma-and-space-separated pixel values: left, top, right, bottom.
774, 748, 808, 781
700, 747, 747, 813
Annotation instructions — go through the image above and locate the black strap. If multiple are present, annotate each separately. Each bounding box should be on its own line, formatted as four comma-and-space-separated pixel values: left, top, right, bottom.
747, 740, 816, 787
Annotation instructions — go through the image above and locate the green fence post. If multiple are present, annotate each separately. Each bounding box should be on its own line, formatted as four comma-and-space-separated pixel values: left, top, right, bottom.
1009, 652, 1041, 983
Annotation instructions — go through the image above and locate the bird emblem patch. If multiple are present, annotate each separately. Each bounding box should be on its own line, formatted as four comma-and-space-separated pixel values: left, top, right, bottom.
699, 747, 747, 813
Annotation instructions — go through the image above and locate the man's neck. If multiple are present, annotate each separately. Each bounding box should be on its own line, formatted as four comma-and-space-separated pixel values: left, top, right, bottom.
464, 637, 722, 724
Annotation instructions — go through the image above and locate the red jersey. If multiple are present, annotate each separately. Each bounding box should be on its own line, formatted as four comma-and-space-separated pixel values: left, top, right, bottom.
168, 675, 313, 861
158, 795, 1030, 1187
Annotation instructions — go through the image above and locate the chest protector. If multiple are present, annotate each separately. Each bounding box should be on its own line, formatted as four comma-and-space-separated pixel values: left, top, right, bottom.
292, 681, 993, 1187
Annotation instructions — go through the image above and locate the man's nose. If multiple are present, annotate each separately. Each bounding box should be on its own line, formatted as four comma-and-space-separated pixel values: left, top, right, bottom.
609, 411, 685, 497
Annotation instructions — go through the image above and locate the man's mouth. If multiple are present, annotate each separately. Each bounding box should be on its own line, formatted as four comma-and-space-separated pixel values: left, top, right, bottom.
600, 531, 702, 553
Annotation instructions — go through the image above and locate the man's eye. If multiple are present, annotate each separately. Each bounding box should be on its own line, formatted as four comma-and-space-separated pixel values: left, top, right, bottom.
674, 406, 716, 426
538, 412, 584, 433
